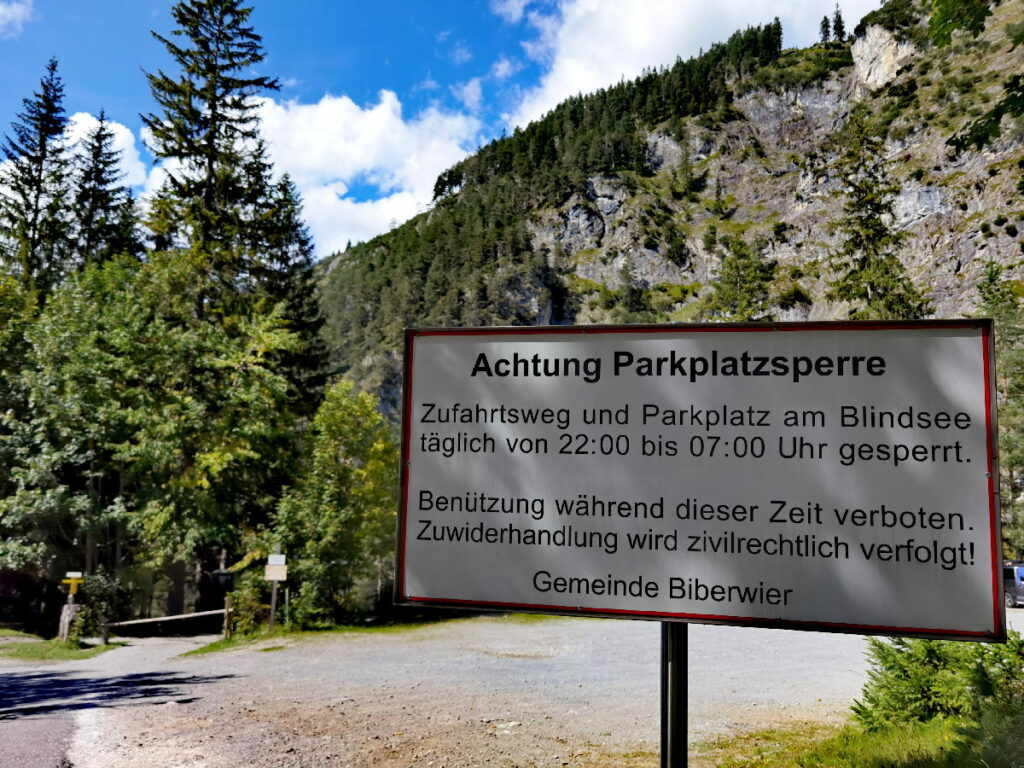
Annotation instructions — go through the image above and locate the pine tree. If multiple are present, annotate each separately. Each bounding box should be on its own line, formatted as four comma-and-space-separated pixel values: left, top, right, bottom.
978, 263, 1024, 557
142, 0, 279, 275
239, 143, 327, 412
827, 108, 930, 320
832, 4, 846, 42
73, 111, 142, 264
820, 15, 832, 43
702, 235, 776, 321
0, 58, 73, 299
144, 0, 326, 393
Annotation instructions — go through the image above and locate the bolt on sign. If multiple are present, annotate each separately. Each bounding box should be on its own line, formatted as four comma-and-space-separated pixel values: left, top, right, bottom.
394, 321, 1002, 641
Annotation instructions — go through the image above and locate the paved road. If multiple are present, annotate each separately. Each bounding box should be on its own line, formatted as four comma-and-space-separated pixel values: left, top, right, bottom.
2, 612, 1020, 767
0, 635, 216, 768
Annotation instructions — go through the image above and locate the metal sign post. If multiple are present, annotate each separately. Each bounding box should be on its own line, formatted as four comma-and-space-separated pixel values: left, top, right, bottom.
661, 623, 688, 767
265, 552, 287, 630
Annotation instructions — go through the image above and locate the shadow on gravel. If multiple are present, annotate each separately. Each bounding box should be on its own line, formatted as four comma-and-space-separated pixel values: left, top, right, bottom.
0, 671, 233, 719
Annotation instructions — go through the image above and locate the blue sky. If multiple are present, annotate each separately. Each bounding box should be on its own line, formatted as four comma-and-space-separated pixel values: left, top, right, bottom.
0, 0, 880, 256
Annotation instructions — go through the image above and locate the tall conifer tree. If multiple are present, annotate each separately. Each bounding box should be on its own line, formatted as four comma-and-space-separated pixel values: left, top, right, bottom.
827, 109, 930, 320
142, 0, 279, 284
137, 0, 328, 589
73, 111, 142, 264
0, 58, 73, 299
832, 4, 846, 41
144, 0, 326, 403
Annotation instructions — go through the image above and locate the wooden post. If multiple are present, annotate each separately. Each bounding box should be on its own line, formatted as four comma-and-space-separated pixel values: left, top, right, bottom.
58, 604, 82, 644
223, 595, 233, 640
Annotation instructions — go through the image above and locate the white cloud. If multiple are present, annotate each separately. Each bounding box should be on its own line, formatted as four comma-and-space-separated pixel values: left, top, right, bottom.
451, 41, 473, 65
521, 9, 560, 64
415, 74, 441, 91
490, 0, 531, 24
0, 0, 32, 38
452, 78, 484, 112
257, 92, 481, 254
491, 56, 521, 81
66, 112, 148, 188
510, 0, 880, 128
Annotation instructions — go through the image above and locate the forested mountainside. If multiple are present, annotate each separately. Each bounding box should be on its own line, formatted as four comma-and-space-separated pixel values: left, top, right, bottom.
319, 0, 1024, 409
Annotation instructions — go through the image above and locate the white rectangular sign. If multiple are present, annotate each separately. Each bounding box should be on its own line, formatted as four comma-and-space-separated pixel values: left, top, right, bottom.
264, 564, 288, 581
395, 321, 1001, 640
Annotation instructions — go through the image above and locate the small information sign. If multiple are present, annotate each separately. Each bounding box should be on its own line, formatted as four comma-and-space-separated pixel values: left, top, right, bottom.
264, 564, 288, 581
395, 321, 1001, 640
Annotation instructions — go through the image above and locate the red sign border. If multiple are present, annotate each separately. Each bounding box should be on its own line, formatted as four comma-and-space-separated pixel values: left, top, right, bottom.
394, 319, 1003, 642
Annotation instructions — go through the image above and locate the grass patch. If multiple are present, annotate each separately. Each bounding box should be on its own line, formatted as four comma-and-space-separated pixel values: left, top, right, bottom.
0, 628, 34, 638
183, 618, 453, 656
694, 718, 971, 768
0, 639, 122, 662
482, 612, 606, 626
186, 612, 588, 657
182, 635, 242, 656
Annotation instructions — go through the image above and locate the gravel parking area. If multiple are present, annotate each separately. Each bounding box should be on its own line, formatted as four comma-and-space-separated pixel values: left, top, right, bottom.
2, 614, 875, 767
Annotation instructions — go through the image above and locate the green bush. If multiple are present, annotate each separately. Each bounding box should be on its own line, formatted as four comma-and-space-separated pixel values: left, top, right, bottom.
852, 633, 1024, 731
666, 237, 690, 266
78, 569, 131, 644
228, 573, 271, 636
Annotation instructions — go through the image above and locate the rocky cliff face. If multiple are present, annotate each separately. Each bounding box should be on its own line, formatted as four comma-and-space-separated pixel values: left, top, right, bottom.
851, 25, 918, 95
319, 5, 1024, 408
521, 6, 1023, 323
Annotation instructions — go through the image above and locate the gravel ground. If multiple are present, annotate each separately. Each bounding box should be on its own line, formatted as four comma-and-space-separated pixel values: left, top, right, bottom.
6, 612, 1015, 767
0, 613, 875, 767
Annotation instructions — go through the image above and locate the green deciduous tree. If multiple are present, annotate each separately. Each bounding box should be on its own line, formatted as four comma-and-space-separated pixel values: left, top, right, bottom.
927, 0, 997, 46
827, 108, 931, 320
0, 274, 39, 571
272, 379, 398, 625
0, 253, 300, 580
